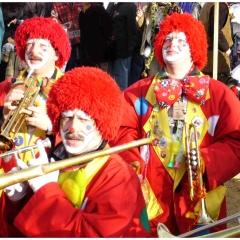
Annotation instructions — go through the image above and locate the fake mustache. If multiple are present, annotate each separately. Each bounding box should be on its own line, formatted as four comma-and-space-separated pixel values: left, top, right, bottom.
65, 133, 85, 141
28, 55, 43, 61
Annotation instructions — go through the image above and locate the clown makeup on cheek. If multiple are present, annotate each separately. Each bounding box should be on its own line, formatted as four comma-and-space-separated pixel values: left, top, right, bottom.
60, 119, 64, 127
86, 125, 92, 131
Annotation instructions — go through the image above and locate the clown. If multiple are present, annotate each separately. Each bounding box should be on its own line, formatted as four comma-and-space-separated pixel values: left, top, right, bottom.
0, 17, 70, 172
0, 67, 151, 238
109, 13, 240, 236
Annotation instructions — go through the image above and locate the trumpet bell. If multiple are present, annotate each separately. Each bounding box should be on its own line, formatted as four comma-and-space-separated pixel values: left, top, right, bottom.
0, 135, 13, 151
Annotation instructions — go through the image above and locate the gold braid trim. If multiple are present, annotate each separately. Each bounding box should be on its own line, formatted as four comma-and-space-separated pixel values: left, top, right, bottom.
145, 2, 157, 71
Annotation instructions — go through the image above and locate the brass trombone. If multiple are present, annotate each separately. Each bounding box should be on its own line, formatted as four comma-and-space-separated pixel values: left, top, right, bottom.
157, 211, 240, 238
0, 137, 153, 190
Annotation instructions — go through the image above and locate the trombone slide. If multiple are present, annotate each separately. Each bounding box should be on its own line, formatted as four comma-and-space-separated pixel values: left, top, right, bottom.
0, 138, 153, 190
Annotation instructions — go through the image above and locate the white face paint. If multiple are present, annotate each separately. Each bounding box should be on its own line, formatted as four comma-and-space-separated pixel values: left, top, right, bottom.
60, 109, 103, 156
162, 32, 191, 63
25, 38, 53, 70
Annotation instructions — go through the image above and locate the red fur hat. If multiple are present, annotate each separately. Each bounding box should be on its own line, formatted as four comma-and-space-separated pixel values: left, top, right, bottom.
154, 12, 208, 70
47, 67, 123, 141
14, 17, 70, 68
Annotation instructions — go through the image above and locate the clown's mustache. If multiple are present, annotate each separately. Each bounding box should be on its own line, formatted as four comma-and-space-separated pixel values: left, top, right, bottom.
28, 55, 43, 61
65, 133, 85, 141
165, 48, 181, 54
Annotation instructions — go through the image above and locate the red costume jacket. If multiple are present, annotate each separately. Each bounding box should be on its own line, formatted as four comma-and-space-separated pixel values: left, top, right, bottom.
109, 68, 240, 237
0, 153, 151, 237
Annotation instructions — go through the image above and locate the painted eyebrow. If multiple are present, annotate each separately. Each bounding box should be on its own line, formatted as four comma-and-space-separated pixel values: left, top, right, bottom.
76, 110, 92, 120
166, 33, 186, 39
27, 39, 34, 44
61, 110, 74, 117
38, 39, 49, 46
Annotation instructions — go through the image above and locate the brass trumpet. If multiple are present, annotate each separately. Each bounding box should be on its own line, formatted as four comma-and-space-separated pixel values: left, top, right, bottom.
0, 76, 40, 152
0, 138, 153, 190
185, 123, 214, 225
0, 137, 51, 160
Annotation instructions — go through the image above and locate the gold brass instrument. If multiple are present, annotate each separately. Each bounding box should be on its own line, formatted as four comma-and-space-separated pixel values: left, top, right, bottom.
0, 70, 40, 152
156, 122, 240, 238
0, 137, 153, 190
157, 211, 240, 237
185, 123, 214, 225
0, 137, 51, 160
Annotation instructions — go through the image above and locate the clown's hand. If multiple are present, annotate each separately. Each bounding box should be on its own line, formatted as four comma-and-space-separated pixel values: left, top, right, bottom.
28, 139, 50, 166
28, 158, 59, 193
3, 167, 28, 202
26, 140, 59, 193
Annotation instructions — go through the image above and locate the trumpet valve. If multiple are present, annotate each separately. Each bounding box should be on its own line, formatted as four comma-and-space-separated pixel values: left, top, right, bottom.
189, 148, 198, 180
42, 138, 52, 148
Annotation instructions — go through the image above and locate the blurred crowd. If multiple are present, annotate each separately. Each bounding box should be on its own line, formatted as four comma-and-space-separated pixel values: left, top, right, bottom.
0, 2, 240, 94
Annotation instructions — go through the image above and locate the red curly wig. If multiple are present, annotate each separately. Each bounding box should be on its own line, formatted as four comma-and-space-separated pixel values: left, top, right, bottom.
14, 17, 70, 68
46, 67, 123, 141
154, 12, 208, 70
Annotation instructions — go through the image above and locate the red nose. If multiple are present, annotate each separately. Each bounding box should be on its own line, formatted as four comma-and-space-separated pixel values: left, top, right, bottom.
69, 128, 75, 134
31, 51, 34, 55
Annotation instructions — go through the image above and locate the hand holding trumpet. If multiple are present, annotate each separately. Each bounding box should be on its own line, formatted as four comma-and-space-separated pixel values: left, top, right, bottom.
3, 88, 24, 118
23, 106, 52, 132
3, 88, 52, 132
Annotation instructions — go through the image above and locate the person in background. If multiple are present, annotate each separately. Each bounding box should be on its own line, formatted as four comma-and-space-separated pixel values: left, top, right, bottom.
27, 2, 54, 18
4, 37, 27, 79
79, 2, 115, 72
128, 2, 145, 87
0, 17, 70, 174
0, 66, 151, 238
107, 2, 138, 91
136, 2, 182, 78
51, 2, 83, 72
0, 5, 5, 62
178, 2, 202, 20
109, 12, 240, 237
199, 2, 238, 97
0, 3, 32, 82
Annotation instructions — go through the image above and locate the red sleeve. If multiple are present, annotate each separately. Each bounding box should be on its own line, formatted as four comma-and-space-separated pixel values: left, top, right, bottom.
109, 78, 153, 175
0, 187, 33, 237
0, 78, 12, 106
13, 156, 150, 237
0, 78, 14, 171
200, 79, 240, 189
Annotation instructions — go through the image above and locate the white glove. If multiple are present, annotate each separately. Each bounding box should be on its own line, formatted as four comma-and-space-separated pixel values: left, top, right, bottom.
28, 139, 50, 166
27, 140, 59, 193
28, 165, 59, 193
226, 48, 231, 57
231, 64, 240, 82
3, 167, 28, 202
230, 4, 240, 24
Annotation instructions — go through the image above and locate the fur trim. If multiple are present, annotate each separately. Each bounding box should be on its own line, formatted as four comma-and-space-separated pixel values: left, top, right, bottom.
154, 13, 208, 70
14, 17, 70, 68
47, 67, 123, 141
